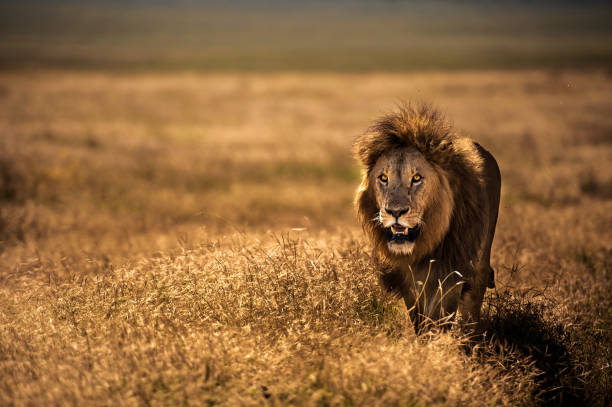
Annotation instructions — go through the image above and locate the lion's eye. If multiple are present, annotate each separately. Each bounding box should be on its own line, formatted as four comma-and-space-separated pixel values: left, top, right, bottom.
378, 174, 388, 183
412, 174, 422, 183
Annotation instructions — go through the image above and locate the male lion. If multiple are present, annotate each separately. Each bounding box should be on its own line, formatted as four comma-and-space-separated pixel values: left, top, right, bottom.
355, 105, 501, 332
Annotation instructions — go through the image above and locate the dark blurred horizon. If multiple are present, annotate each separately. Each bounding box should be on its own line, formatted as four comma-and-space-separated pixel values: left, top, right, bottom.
1, 0, 611, 71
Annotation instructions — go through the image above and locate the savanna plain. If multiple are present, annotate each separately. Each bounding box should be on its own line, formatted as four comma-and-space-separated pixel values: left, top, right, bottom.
0, 70, 611, 406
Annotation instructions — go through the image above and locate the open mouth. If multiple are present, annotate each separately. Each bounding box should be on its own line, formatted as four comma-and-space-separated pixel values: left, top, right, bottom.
386, 223, 420, 243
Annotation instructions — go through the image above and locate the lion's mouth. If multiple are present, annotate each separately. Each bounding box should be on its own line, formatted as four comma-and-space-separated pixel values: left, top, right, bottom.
387, 224, 420, 243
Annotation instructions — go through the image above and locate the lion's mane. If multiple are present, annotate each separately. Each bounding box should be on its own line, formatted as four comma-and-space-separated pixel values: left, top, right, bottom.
354, 104, 488, 289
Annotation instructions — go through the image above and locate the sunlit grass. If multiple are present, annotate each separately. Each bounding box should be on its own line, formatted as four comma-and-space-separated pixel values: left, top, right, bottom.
0, 69, 611, 405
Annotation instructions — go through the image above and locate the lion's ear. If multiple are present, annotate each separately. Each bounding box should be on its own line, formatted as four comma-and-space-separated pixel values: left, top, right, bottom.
354, 132, 392, 171
353, 133, 375, 169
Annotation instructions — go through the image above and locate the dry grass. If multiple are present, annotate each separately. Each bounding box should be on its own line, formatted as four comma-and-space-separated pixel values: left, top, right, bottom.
0, 69, 611, 405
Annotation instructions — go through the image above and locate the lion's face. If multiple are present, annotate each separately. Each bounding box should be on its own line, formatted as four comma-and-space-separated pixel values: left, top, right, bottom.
370, 147, 448, 256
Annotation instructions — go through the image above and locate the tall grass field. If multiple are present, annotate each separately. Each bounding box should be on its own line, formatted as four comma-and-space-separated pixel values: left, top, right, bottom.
1, 1, 611, 406
1, 70, 610, 405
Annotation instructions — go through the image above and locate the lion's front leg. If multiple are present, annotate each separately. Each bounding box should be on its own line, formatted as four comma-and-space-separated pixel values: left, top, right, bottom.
402, 283, 461, 333
459, 263, 492, 326
459, 282, 487, 326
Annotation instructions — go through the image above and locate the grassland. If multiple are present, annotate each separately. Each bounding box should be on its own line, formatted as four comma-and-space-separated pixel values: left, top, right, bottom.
0, 69, 611, 405
1, 1, 612, 71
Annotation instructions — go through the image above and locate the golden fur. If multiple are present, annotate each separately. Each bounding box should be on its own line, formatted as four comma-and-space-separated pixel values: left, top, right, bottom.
354, 104, 501, 331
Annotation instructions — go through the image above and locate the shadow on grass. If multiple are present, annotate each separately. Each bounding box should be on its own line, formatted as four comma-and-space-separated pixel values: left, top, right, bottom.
478, 289, 608, 407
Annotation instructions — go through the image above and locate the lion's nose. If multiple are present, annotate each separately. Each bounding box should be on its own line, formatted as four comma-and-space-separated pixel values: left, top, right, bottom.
385, 208, 409, 218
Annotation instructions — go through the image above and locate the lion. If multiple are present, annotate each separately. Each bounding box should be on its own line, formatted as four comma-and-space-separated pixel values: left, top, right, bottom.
354, 104, 501, 332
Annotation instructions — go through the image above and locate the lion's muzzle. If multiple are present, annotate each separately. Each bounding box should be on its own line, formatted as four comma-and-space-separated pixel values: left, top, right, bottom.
386, 224, 420, 243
